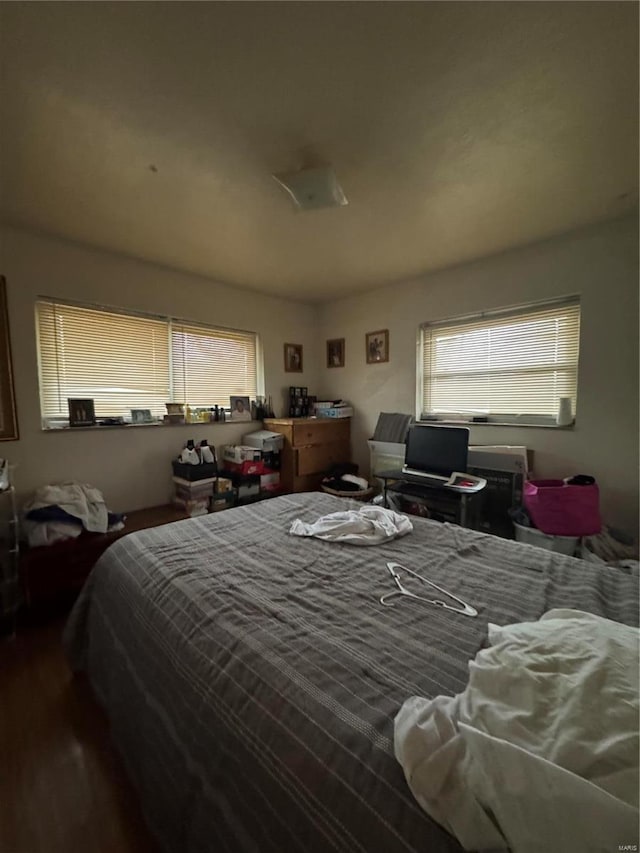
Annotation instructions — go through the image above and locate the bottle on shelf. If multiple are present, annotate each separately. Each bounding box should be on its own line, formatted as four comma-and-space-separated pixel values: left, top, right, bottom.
180, 439, 200, 465
199, 440, 215, 464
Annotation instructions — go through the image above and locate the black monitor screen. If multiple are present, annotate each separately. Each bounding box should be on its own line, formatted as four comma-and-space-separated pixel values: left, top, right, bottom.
404, 425, 469, 476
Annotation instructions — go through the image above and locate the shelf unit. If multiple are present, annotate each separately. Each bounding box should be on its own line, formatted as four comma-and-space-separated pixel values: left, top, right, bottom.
0, 486, 20, 636
377, 470, 485, 529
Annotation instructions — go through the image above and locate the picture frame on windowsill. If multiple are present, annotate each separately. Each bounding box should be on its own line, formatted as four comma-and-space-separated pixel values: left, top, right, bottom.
230, 396, 252, 421
68, 398, 96, 427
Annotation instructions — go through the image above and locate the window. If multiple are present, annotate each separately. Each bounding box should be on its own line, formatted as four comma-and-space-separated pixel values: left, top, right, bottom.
419, 298, 581, 425
36, 299, 259, 423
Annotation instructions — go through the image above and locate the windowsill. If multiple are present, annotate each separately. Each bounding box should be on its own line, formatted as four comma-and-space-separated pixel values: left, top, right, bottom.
422, 419, 575, 430
41, 420, 252, 432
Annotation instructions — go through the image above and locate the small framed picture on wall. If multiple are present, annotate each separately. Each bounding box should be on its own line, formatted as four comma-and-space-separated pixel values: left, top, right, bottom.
284, 343, 303, 373
365, 329, 389, 364
326, 338, 345, 368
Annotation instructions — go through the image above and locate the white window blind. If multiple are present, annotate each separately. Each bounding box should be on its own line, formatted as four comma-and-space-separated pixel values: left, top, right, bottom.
36, 299, 258, 421
171, 321, 257, 408
420, 298, 580, 422
37, 301, 170, 418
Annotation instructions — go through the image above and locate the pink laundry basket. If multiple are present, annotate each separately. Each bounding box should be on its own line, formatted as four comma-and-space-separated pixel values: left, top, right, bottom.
524, 479, 601, 537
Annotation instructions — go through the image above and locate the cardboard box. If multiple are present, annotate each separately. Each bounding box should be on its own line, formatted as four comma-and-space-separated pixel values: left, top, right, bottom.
467, 446, 532, 539
172, 496, 209, 517
211, 493, 234, 512
316, 407, 353, 418
260, 472, 280, 491
221, 445, 262, 464
222, 459, 266, 476
242, 430, 284, 452
368, 440, 405, 477
215, 477, 233, 494
238, 482, 260, 500
468, 445, 529, 476
172, 476, 217, 488
173, 476, 215, 500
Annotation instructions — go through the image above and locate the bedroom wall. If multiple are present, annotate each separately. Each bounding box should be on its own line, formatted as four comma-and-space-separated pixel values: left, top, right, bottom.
0, 226, 321, 511
317, 214, 640, 536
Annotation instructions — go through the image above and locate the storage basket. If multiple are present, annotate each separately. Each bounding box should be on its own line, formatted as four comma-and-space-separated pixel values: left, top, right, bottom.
171, 461, 217, 481
513, 522, 579, 556
321, 484, 374, 502
523, 479, 601, 536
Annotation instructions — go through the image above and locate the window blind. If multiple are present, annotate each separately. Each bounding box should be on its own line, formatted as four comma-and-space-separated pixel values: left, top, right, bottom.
171, 321, 257, 407
37, 300, 170, 418
420, 298, 581, 421
36, 299, 259, 421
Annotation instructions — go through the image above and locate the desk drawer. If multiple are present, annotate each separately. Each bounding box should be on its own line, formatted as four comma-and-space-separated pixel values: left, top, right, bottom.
292, 420, 349, 447
296, 441, 350, 476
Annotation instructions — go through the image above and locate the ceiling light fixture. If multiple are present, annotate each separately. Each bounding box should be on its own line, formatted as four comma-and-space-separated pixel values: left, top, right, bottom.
272, 164, 348, 212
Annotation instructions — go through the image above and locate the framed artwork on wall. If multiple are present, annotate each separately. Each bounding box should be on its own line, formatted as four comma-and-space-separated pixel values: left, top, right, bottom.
284, 343, 303, 373
0, 276, 19, 441
326, 338, 345, 368
365, 329, 389, 364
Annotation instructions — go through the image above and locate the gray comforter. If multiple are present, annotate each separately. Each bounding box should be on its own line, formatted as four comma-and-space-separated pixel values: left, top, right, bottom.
64, 493, 639, 853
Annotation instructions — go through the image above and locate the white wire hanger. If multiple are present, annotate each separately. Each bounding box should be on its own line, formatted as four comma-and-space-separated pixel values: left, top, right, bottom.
380, 561, 478, 618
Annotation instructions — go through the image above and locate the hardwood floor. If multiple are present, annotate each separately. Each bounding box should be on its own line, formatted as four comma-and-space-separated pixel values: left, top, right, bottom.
0, 618, 159, 853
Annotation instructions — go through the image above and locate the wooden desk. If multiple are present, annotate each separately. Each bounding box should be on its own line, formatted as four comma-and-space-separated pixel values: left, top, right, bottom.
21, 504, 189, 614
377, 470, 484, 529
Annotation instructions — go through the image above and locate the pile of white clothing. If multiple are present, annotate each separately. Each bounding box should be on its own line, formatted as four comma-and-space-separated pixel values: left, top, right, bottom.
22, 482, 124, 547
289, 505, 412, 545
394, 609, 639, 853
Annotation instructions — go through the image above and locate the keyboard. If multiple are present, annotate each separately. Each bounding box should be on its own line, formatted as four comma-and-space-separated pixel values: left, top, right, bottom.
401, 473, 448, 488
401, 467, 448, 487
394, 480, 454, 499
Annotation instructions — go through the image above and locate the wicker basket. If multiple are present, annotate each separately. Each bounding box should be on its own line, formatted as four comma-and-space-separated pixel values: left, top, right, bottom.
321, 484, 375, 502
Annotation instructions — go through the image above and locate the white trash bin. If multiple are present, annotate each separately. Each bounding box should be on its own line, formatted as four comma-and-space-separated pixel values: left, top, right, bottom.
513, 522, 579, 557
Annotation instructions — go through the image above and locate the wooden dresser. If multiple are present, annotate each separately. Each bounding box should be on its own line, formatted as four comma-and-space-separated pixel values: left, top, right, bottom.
263, 417, 351, 493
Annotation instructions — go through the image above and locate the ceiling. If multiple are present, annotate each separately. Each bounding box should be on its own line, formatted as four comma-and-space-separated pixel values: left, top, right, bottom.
0, 2, 638, 303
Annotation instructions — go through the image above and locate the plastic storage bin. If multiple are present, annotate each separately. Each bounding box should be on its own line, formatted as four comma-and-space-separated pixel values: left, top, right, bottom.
523, 479, 601, 536
171, 461, 217, 481
513, 521, 579, 556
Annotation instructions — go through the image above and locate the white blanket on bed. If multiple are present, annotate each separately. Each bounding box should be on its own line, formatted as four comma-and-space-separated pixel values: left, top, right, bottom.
394, 609, 639, 853
289, 505, 413, 545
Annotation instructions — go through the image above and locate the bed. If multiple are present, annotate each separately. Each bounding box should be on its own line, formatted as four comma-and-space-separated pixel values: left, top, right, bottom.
64, 492, 639, 853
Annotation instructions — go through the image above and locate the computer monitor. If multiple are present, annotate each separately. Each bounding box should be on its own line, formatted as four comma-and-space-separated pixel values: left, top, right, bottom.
403, 425, 469, 478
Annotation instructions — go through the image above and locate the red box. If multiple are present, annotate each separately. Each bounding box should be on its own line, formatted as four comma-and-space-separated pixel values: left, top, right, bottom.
222, 460, 267, 476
